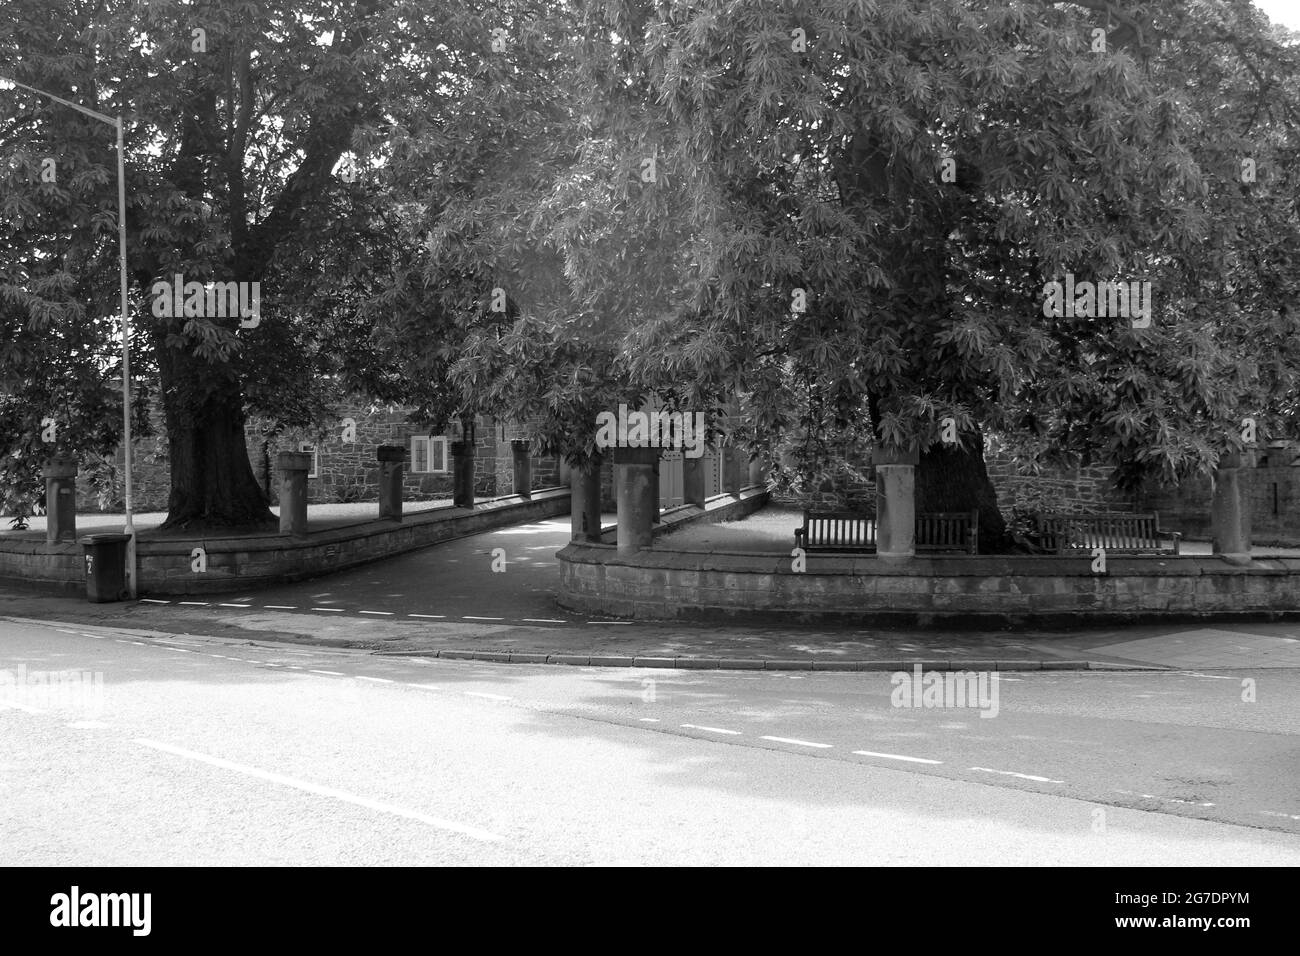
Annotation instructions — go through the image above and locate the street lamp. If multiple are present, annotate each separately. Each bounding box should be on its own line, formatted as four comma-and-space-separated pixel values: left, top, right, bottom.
0, 75, 136, 597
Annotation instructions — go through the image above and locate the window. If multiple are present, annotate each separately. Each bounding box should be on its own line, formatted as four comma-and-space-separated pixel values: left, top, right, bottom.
299, 442, 319, 479
411, 435, 448, 474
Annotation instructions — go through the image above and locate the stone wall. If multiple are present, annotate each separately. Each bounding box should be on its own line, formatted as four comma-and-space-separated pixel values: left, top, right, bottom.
557, 544, 1300, 626
70, 399, 563, 513
4, 490, 569, 595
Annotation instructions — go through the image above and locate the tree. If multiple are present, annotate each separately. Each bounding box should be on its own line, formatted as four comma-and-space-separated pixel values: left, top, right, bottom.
1, 0, 564, 531
518, 0, 1300, 551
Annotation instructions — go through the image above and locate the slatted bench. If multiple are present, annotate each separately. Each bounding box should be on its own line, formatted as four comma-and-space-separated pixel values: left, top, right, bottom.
795, 510, 979, 554
1035, 512, 1181, 555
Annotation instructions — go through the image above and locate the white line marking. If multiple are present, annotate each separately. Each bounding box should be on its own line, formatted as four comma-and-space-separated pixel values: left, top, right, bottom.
463, 616, 503, 621
79, 633, 105, 640
356, 676, 394, 684
164, 647, 187, 653
1114, 789, 1214, 807
760, 736, 833, 749
681, 724, 741, 735
522, 618, 567, 624
308, 669, 344, 676
311, 607, 344, 613
179, 602, 208, 606
55, 629, 79, 634
129, 641, 146, 646
853, 750, 943, 765
359, 610, 394, 616
219, 603, 251, 608
140, 599, 170, 604
638, 718, 660, 722
407, 614, 445, 619
285, 665, 304, 670
466, 691, 511, 701
133, 738, 504, 842
260, 663, 282, 668
588, 621, 634, 625
971, 767, 1063, 784
1261, 810, 1300, 821
264, 605, 297, 610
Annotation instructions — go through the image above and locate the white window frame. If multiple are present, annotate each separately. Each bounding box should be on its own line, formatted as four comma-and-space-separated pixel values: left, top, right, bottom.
410, 434, 449, 474
299, 442, 320, 479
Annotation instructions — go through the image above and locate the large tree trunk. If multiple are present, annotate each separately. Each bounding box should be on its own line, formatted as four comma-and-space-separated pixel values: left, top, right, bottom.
915, 431, 1011, 553
157, 344, 275, 533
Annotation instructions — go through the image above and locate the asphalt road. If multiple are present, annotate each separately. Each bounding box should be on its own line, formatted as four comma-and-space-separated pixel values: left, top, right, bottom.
3, 618, 1297, 865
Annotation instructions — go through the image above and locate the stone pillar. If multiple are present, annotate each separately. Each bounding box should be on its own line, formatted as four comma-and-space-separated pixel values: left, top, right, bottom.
1212, 452, 1251, 563
682, 455, 706, 508
570, 456, 603, 543
616, 446, 658, 555
42, 459, 78, 544
377, 445, 405, 521
277, 451, 312, 535
747, 455, 765, 488
451, 441, 475, 509
722, 446, 743, 497
875, 446, 918, 559
511, 440, 532, 499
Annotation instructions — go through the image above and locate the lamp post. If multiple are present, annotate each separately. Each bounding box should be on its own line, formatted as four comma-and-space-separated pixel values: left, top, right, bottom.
0, 75, 136, 597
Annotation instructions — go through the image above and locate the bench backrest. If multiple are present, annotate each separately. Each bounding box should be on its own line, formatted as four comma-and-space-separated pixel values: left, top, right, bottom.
800, 510, 977, 553
1037, 512, 1161, 550
803, 512, 876, 549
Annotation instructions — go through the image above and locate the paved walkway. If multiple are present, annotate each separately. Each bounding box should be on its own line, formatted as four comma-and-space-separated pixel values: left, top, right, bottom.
5, 514, 1300, 671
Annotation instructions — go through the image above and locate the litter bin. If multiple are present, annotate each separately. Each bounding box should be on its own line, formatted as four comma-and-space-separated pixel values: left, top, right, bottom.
80, 533, 132, 603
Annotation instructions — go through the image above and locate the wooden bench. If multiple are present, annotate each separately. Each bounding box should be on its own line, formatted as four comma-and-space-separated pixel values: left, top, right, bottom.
795, 510, 979, 554
1035, 512, 1181, 555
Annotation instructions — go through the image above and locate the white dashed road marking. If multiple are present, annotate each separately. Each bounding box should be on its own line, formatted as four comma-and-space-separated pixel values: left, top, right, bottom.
760, 736, 833, 749
311, 608, 344, 613
219, 604, 251, 608
356, 676, 394, 684
463, 616, 503, 621
465, 692, 511, 701
140, 599, 170, 604
308, 670, 345, 677
522, 619, 567, 624
972, 767, 1064, 784
681, 724, 741, 735
408, 614, 445, 619
264, 605, 297, 610
853, 750, 943, 765
359, 611, 394, 616
133, 738, 504, 842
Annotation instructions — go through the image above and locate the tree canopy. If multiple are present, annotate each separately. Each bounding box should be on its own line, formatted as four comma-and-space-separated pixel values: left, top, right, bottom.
3, 0, 1299, 542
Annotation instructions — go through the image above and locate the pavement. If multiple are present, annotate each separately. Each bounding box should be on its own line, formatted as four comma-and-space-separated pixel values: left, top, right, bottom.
5, 515, 1300, 671
3, 616, 1298, 865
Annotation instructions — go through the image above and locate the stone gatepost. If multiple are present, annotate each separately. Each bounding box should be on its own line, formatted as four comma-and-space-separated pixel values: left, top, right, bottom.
377, 445, 405, 521
1212, 451, 1252, 563
570, 455, 603, 543
747, 455, 765, 489
615, 446, 658, 555
277, 450, 313, 535
451, 440, 475, 509
683, 454, 707, 508
42, 458, 78, 544
875, 446, 918, 559
511, 440, 532, 499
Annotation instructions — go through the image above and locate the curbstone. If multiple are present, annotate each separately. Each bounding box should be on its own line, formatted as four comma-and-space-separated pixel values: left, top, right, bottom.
632, 657, 679, 668
588, 655, 635, 666
548, 654, 590, 666
764, 659, 813, 670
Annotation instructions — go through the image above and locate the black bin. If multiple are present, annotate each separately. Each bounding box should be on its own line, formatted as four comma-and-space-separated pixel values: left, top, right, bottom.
80, 533, 131, 603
